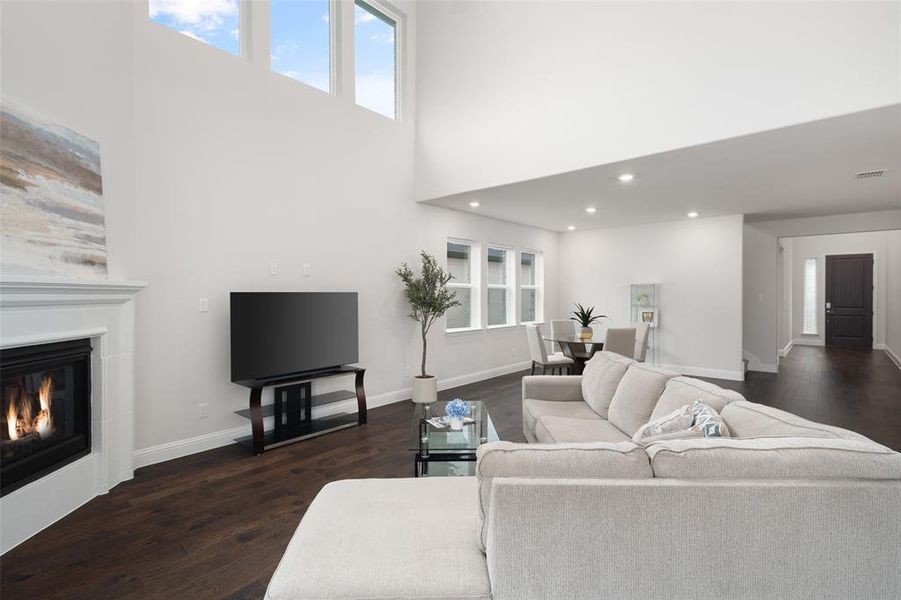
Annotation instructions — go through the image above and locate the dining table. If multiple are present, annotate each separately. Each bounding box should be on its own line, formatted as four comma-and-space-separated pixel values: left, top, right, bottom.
542, 334, 604, 375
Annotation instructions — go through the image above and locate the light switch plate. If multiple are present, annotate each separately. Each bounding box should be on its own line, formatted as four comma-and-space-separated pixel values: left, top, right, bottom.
270, 262, 279, 276
198, 298, 209, 312
303, 264, 311, 277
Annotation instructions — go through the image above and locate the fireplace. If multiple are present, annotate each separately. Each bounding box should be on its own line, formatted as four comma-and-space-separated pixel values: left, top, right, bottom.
1, 339, 92, 497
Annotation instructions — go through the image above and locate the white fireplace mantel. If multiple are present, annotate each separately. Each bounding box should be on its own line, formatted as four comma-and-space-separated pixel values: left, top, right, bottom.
0, 276, 146, 554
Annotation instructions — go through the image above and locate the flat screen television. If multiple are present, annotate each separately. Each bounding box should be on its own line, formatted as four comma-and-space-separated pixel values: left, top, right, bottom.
230, 292, 358, 384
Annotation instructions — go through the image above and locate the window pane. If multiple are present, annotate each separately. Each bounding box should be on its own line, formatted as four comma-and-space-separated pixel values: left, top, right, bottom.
446, 287, 471, 329
271, 0, 331, 92
488, 288, 507, 326
521, 288, 536, 323
488, 248, 507, 285
354, 1, 396, 118
803, 258, 817, 334
150, 0, 240, 55
447, 242, 471, 284
521, 252, 536, 286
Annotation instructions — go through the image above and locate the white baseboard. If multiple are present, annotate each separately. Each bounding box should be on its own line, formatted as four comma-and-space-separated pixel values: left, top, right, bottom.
792, 337, 824, 347
883, 345, 901, 371
133, 361, 532, 470
658, 363, 745, 382
741, 350, 779, 374
778, 341, 794, 358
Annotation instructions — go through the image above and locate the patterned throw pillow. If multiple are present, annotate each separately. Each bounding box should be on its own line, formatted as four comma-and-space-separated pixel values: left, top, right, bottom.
690, 400, 730, 438
632, 400, 729, 444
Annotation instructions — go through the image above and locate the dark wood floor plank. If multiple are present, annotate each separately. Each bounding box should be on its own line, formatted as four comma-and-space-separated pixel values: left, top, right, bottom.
2, 346, 899, 599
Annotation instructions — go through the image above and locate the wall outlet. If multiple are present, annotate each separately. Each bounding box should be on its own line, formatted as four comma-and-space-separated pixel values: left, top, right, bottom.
303, 263, 312, 277
198, 298, 209, 313
270, 262, 279, 276
403, 364, 410, 377
198, 403, 209, 418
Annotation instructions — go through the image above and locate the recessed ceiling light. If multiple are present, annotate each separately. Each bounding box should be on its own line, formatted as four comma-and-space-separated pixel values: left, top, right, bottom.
469, 201, 480, 208
618, 173, 634, 182
567, 225, 576, 231
585, 207, 597, 214
687, 211, 699, 218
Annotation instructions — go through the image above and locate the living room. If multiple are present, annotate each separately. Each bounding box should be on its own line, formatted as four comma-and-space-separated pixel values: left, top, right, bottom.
1, 1, 899, 598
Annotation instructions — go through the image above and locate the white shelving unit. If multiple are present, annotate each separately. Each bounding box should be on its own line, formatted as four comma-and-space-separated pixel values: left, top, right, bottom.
630, 283, 658, 364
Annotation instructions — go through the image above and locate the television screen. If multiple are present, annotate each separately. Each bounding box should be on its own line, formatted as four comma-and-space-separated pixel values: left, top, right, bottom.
230, 292, 358, 383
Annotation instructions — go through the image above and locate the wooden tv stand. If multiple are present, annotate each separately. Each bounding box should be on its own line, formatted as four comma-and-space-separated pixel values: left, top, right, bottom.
233, 367, 367, 455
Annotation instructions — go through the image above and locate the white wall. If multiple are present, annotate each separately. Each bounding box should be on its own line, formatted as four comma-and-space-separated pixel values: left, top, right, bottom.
751, 209, 901, 238
778, 239, 793, 353
742, 225, 779, 372
416, 1, 901, 200
886, 231, 901, 366
787, 232, 893, 347
558, 215, 744, 380
3, 1, 559, 460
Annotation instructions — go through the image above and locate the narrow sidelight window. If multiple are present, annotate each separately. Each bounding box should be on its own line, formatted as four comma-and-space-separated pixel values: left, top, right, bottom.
487, 246, 514, 327
520, 251, 541, 324
803, 258, 817, 335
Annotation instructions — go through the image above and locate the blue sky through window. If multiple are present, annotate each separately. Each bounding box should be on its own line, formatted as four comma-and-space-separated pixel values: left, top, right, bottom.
271, 0, 331, 93
149, 0, 240, 56
354, 2, 396, 119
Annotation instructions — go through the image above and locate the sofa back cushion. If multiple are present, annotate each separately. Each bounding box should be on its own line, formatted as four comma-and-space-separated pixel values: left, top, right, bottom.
647, 437, 901, 480
580, 351, 636, 418
607, 364, 678, 435
650, 377, 744, 422
475, 440, 651, 550
721, 401, 869, 441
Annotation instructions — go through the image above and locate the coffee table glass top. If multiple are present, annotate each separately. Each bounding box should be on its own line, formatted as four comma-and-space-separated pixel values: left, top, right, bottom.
409, 400, 499, 453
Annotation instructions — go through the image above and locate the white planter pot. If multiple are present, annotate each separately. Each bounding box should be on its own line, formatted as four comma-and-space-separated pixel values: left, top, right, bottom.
448, 416, 464, 430
411, 376, 438, 404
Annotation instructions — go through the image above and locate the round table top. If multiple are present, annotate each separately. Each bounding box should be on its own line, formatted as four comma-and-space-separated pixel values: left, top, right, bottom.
543, 335, 604, 345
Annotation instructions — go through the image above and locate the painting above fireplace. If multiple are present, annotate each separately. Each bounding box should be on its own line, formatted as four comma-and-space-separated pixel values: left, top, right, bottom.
1, 339, 92, 497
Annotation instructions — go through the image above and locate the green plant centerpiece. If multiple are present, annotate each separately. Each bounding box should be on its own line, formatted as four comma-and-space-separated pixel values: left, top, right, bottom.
396, 252, 461, 403
570, 303, 608, 341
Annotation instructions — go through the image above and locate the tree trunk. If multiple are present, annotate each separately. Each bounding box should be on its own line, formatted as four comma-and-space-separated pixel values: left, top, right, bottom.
420, 322, 428, 378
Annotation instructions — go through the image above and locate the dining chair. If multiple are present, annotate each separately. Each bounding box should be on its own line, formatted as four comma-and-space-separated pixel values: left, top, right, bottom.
633, 322, 651, 362
604, 327, 637, 359
526, 324, 574, 375
550, 319, 575, 353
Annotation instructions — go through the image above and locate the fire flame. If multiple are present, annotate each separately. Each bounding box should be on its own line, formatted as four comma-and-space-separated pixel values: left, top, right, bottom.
3, 375, 55, 442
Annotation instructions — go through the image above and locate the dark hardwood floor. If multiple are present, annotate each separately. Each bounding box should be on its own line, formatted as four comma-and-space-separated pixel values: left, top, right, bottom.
2, 346, 899, 599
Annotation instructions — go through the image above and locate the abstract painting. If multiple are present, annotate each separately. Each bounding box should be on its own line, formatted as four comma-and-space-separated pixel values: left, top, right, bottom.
1, 98, 107, 278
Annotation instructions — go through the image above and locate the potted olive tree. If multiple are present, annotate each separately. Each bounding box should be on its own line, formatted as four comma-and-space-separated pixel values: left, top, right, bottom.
396, 252, 461, 404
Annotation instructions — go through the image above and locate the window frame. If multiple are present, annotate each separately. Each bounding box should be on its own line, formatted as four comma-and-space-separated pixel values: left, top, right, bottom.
486, 244, 515, 329
446, 238, 481, 333
353, 0, 403, 120
519, 250, 543, 325
802, 257, 818, 335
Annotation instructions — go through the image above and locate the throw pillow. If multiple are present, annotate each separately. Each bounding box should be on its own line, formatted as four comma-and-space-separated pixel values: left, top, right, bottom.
632, 404, 694, 442
632, 400, 730, 444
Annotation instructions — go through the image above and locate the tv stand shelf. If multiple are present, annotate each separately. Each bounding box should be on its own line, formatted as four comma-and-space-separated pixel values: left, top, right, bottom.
233, 367, 367, 455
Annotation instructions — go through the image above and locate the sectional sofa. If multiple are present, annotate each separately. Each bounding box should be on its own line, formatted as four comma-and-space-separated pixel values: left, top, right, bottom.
265, 352, 901, 600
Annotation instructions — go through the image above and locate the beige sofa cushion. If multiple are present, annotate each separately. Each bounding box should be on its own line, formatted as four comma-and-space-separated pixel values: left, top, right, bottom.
647, 437, 901, 480
265, 477, 491, 600
607, 364, 679, 435
721, 401, 869, 441
650, 376, 745, 421
476, 440, 651, 550
522, 398, 601, 441
535, 416, 631, 443
580, 351, 636, 418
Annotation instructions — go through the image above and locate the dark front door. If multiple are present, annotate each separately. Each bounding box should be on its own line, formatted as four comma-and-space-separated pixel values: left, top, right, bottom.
825, 253, 873, 348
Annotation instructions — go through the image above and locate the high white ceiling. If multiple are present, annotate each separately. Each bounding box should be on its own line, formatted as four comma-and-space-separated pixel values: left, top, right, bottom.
422, 105, 901, 232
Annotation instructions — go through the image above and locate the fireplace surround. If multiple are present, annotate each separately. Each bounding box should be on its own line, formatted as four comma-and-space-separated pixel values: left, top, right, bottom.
0, 277, 145, 553
1, 339, 93, 496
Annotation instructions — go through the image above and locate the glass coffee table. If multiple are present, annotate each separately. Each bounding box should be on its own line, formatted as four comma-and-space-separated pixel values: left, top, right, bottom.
410, 400, 499, 477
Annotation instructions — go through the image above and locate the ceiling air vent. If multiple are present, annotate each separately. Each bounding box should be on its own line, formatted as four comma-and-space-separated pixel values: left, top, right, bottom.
855, 169, 887, 179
